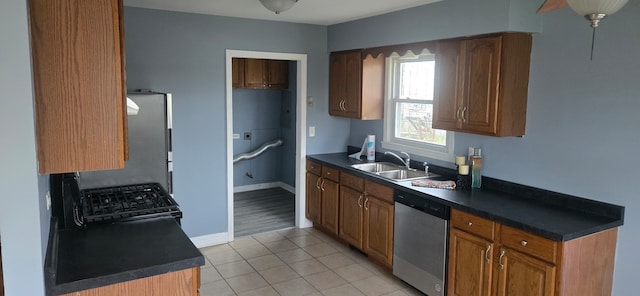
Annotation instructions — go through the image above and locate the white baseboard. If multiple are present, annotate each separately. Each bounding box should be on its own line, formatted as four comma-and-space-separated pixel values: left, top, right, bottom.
234, 181, 296, 194
190, 232, 229, 248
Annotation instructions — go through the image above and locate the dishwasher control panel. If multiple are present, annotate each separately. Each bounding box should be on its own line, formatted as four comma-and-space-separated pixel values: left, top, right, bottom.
394, 190, 450, 220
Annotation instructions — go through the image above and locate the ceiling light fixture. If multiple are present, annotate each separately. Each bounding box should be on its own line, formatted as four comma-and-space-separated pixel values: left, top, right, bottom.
565, 0, 629, 59
259, 0, 298, 14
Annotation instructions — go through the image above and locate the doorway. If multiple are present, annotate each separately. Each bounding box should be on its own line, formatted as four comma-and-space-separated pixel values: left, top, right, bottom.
225, 50, 309, 242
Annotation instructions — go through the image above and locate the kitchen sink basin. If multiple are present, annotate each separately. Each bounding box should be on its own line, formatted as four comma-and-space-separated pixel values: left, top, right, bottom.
351, 162, 403, 173
351, 162, 440, 181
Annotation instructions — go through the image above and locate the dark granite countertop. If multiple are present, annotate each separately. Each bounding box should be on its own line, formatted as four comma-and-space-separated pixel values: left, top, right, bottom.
308, 153, 624, 241
45, 218, 205, 295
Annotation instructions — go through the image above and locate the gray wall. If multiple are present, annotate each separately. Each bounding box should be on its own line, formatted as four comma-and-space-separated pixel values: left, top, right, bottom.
0, 0, 48, 295
333, 1, 640, 295
123, 7, 347, 237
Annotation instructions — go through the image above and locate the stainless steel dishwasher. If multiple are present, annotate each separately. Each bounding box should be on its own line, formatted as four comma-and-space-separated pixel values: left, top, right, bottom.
393, 189, 450, 296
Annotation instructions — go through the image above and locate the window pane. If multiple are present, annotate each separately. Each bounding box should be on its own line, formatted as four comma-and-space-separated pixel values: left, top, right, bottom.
395, 102, 447, 146
399, 60, 435, 101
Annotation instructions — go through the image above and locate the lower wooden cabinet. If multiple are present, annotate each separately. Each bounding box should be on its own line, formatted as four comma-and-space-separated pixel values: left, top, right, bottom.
494, 248, 556, 296
339, 185, 364, 249
305, 161, 340, 236
305, 172, 321, 224
448, 209, 618, 296
63, 267, 200, 296
448, 228, 494, 296
363, 186, 394, 268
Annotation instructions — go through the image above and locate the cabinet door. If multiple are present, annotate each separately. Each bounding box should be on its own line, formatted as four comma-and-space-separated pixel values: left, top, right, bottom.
494, 248, 556, 296
320, 179, 340, 235
267, 60, 289, 89
343, 52, 363, 118
448, 228, 494, 296
305, 173, 321, 224
329, 53, 347, 115
461, 37, 500, 135
363, 196, 394, 268
433, 40, 463, 131
30, 0, 126, 174
244, 59, 266, 88
339, 186, 364, 249
232, 58, 245, 88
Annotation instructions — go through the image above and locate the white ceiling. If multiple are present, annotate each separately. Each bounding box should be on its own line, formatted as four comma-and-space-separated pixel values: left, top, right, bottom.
123, 0, 443, 26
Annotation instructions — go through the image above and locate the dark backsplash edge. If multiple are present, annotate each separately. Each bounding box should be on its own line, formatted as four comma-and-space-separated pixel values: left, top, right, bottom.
345, 146, 624, 221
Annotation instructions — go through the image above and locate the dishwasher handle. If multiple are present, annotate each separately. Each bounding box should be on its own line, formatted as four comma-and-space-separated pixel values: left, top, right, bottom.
395, 190, 450, 220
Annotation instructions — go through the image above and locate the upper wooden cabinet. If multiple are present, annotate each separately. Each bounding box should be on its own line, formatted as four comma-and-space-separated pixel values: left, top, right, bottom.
29, 0, 127, 174
235, 58, 289, 89
433, 32, 532, 137
232, 58, 245, 88
329, 51, 384, 120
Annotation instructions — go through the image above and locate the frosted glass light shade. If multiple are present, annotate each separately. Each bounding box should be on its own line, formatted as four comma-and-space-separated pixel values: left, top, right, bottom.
566, 0, 628, 15
259, 0, 298, 14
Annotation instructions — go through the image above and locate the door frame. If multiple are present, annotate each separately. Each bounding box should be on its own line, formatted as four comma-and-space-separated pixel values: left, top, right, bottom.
225, 50, 310, 242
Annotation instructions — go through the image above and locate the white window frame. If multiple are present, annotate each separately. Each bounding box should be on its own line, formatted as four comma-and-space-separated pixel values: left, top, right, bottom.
381, 52, 455, 162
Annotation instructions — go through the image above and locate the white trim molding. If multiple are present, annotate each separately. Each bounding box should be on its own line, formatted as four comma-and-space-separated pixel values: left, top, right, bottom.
190, 232, 229, 248
225, 50, 309, 243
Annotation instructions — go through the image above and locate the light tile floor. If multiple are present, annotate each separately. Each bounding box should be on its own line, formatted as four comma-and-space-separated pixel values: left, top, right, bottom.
199, 227, 425, 296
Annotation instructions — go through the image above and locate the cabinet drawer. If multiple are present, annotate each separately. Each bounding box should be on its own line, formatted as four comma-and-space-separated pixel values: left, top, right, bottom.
451, 209, 495, 240
341, 172, 364, 192
322, 166, 340, 182
306, 160, 322, 176
500, 225, 558, 263
365, 180, 393, 204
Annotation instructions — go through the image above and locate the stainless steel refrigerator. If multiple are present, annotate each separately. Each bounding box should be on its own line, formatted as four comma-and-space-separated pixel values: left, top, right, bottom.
78, 91, 173, 193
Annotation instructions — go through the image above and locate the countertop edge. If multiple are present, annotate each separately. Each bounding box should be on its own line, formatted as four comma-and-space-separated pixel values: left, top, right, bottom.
307, 154, 624, 242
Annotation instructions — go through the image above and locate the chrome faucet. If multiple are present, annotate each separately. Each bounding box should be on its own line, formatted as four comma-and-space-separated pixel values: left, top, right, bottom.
385, 151, 411, 170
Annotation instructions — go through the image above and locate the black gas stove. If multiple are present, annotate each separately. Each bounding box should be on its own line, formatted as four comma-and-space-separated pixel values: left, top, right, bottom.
80, 183, 181, 224
50, 174, 181, 229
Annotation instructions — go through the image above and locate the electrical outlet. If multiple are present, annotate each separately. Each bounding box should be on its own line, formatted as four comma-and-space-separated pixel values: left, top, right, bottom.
232, 133, 240, 139
468, 147, 475, 160
309, 126, 315, 137
244, 132, 252, 140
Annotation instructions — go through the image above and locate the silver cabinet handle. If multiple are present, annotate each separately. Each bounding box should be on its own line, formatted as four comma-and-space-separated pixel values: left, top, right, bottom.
358, 195, 363, 207
340, 99, 346, 111
499, 250, 505, 270
461, 106, 468, 123
485, 245, 491, 264
521, 240, 528, 247
364, 197, 369, 210
316, 178, 321, 189
467, 221, 473, 227
456, 107, 462, 121
320, 179, 325, 191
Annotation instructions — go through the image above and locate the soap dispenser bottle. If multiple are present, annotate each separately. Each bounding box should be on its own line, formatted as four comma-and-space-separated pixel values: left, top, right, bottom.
471, 148, 482, 188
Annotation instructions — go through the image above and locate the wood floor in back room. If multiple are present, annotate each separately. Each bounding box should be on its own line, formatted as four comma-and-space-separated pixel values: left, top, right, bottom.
234, 187, 295, 237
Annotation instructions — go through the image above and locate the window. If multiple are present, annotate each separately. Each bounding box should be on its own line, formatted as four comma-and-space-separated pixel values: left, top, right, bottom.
382, 52, 454, 162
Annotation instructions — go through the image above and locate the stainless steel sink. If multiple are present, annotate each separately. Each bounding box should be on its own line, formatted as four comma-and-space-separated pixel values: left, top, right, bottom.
351, 162, 440, 181
351, 162, 403, 173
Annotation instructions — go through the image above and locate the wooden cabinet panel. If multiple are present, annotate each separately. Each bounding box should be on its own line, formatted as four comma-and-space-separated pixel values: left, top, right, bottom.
500, 225, 557, 264
462, 37, 500, 134
241, 59, 288, 89
244, 59, 266, 88
29, 0, 126, 173
448, 228, 494, 296
305, 172, 321, 224
340, 172, 364, 192
363, 195, 394, 268
329, 51, 383, 120
267, 60, 289, 89
433, 40, 463, 131
232, 58, 245, 88
63, 267, 199, 296
433, 32, 531, 137
494, 248, 556, 296
306, 160, 322, 176
451, 208, 495, 241
322, 166, 340, 182
320, 178, 340, 235
339, 185, 363, 249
